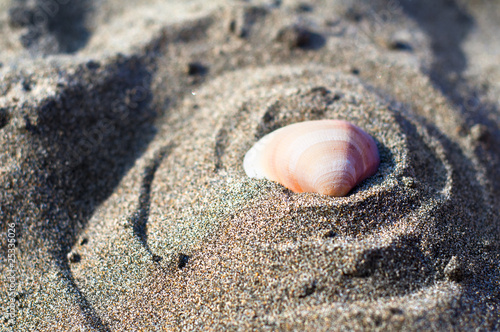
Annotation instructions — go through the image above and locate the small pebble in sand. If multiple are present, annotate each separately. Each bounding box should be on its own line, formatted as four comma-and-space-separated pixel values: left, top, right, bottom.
67, 251, 81, 264
243, 120, 380, 196
469, 123, 491, 144
444, 255, 464, 282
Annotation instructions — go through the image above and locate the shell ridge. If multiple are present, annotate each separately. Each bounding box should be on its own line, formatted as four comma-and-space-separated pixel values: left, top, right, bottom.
287, 128, 362, 176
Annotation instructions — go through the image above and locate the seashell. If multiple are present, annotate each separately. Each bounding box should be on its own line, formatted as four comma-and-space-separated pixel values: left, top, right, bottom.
243, 120, 380, 196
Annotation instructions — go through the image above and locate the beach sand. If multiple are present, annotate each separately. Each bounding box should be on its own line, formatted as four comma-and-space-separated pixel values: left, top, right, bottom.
0, 0, 499, 330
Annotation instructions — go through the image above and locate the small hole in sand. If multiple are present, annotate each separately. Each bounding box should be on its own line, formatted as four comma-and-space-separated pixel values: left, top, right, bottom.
187, 62, 208, 76
0, 108, 10, 129
178, 254, 190, 269
323, 230, 337, 238
152, 255, 163, 263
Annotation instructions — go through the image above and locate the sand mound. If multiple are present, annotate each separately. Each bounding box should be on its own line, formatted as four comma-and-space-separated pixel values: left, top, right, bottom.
1, 0, 498, 330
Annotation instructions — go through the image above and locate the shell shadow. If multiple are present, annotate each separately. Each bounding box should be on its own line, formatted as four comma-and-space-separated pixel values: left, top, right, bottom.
349, 135, 395, 194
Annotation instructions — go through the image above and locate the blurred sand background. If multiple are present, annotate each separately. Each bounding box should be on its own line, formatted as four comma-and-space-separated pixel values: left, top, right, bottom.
0, 0, 499, 330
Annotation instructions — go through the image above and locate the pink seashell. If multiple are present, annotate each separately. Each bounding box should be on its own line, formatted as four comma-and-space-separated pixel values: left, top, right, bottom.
243, 120, 380, 196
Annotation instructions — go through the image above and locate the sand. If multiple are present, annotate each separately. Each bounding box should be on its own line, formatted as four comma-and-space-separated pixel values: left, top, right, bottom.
0, 0, 499, 331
